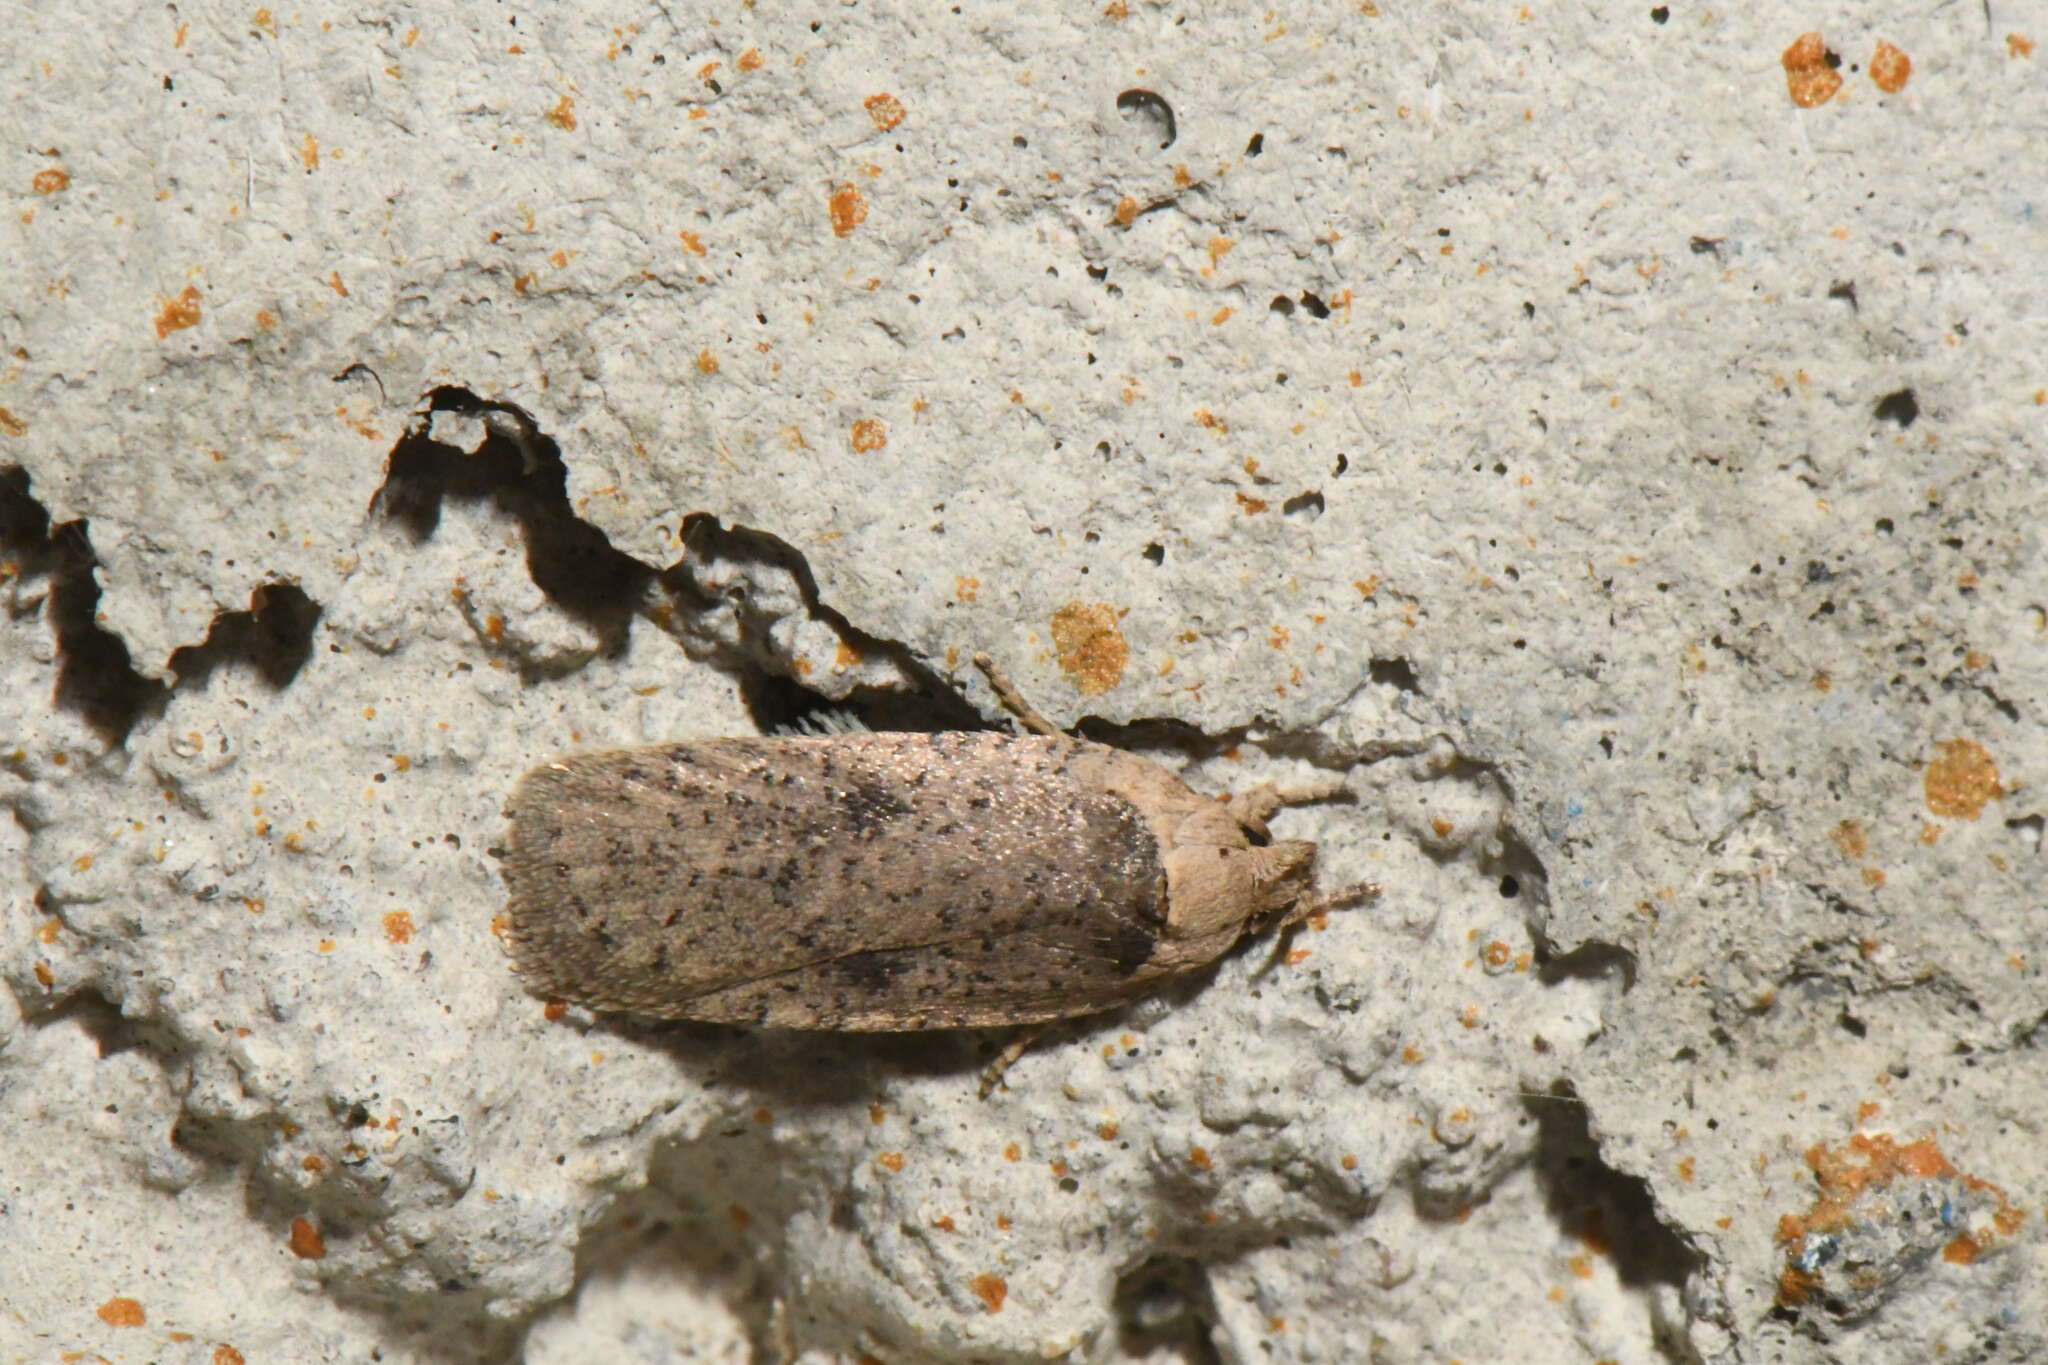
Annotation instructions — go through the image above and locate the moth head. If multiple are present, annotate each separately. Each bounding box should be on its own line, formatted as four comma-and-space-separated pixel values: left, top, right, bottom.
1162, 839, 1319, 951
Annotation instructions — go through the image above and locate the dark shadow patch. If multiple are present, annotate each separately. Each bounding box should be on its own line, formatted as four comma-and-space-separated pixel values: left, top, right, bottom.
1482, 822, 1552, 917
1112, 1255, 1224, 1363
1281, 489, 1325, 519
371, 387, 654, 655
0, 466, 167, 744
24, 977, 163, 1049
1115, 88, 1178, 149
166, 581, 321, 691
1872, 388, 1919, 428
658, 513, 986, 735
1528, 1083, 1704, 1308
1369, 656, 1421, 693
1535, 940, 1638, 992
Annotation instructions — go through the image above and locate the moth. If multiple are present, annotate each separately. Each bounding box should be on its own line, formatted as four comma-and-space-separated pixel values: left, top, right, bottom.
500, 655, 1373, 1072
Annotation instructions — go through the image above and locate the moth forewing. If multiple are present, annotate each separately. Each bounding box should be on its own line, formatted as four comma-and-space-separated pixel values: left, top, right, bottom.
499, 659, 1376, 1043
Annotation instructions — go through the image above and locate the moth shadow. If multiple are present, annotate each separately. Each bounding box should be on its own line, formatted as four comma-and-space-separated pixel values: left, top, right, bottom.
595, 1016, 1010, 1105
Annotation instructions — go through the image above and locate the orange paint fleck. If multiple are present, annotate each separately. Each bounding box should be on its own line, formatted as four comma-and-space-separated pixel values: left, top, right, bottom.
834, 640, 863, 669
1869, 40, 1911, 92
1234, 492, 1268, 514
1050, 602, 1128, 696
1188, 1146, 1214, 1171
546, 96, 577, 131
932, 1214, 956, 1231
382, 911, 414, 944
876, 1151, 905, 1172
154, 284, 204, 339
1829, 820, 1868, 859
678, 229, 707, 256
737, 48, 762, 72
289, 1217, 327, 1259
2009, 33, 2036, 58
829, 183, 868, 237
1678, 1157, 1695, 1182
1003, 1142, 1021, 1162
1924, 738, 2003, 818
97, 1296, 146, 1326
696, 348, 719, 374
969, 1272, 1008, 1312
955, 575, 980, 603
1113, 196, 1138, 227
543, 1000, 568, 1021
1284, 947, 1311, 965
1568, 1254, 1593, 1279
1773, 1130, 2024, 1304
1098, 1123, 1119, 1140
0, 408, 25, 437
1782, 32, 1842, 108
864, 93, 906, 131
868, 1104, 886, 1124
215, 1346, 247, 1365
1811, 670, 1832, 691
850, 417, 887, 452
32, 167, 69, 194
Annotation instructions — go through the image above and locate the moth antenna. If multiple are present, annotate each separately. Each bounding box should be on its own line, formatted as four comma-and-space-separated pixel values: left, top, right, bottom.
1280, 881, 1380, 929
974, 652, 1062, 737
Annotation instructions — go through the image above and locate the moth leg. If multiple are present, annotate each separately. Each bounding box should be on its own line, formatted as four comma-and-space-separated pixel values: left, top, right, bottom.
1251, 881, 1381, 981
1226, 778, 1352, 836
973, 653, 1062, 738
977, 1022, 1054, 1098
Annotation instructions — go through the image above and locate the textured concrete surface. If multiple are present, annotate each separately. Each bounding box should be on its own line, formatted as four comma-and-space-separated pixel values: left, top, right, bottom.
3, 4, 2044, 1362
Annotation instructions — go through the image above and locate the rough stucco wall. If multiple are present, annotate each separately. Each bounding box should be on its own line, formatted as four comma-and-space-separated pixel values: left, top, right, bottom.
3, 4, 2044, 1363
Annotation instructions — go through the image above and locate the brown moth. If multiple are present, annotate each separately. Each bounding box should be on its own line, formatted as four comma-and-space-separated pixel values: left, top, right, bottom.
500, 655, 1374, 1056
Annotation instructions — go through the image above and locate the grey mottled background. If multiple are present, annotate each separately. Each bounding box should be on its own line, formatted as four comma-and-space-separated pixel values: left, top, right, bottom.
3, 4, 2043, 1362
